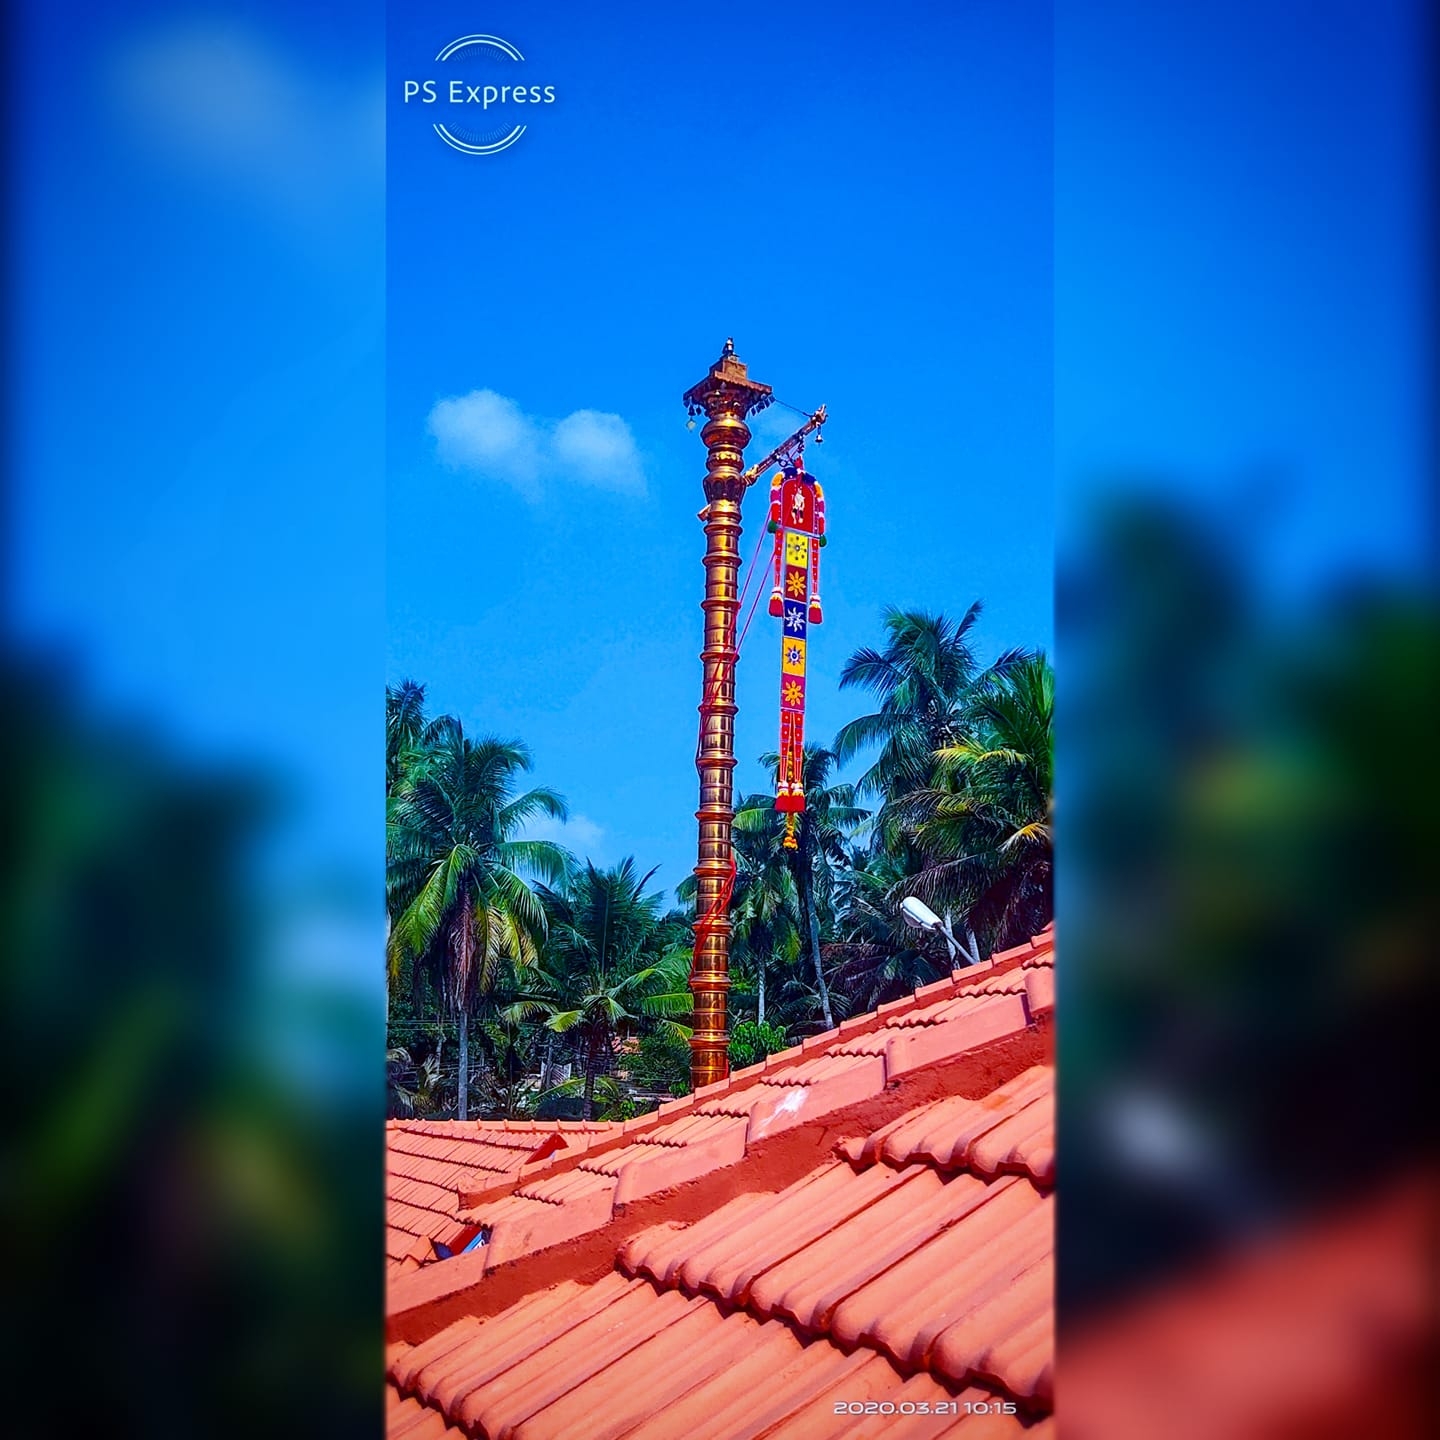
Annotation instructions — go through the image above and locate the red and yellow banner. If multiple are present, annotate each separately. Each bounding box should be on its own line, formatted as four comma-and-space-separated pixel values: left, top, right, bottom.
766, 459, 827, 843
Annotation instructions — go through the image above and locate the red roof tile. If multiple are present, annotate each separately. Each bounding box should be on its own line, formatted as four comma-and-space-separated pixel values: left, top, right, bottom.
387, 1062, 1055, 1436
1061, 1174, 1432, 1440
386, 930, 1055, 1299
619, 1068, 1055, 1398
390, 1297, 1038, 1438
386, 926, 1054, 1438
853, 1066, 1055, 1181
387, 1394, 464, 1439
384, 1121, 604, 1269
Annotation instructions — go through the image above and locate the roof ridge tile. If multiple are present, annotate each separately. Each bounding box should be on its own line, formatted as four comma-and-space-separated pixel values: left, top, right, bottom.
885, 994, 1030, 1078
990, 939, 1038, 966
853, 1067, 1053, 1179
953, 955, 998, 982
913, 976, 958, 1002
876, 994, 920, 1018
836, 1012, 884, 1039
762, 1042, 806, 1071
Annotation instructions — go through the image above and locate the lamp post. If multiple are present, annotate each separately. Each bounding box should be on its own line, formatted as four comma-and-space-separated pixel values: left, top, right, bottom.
900, 896, 982, 967
682, 339, 772, 1090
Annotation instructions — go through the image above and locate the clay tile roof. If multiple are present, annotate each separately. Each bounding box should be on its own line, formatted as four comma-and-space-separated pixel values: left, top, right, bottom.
385, 929, 1055, 1437
1062, 1175, 1430, 1440
386, 1121, 602, 1269
385, 931, 1054, 1296
387, 1389, 465, 1439
387, 1063, 1056, 1435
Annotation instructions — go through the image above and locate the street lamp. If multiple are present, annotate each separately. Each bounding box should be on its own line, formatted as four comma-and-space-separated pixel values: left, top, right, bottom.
900, 896, 981, 967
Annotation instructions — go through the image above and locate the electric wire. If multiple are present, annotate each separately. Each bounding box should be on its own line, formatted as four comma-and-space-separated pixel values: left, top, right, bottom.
768, 395, 817, 420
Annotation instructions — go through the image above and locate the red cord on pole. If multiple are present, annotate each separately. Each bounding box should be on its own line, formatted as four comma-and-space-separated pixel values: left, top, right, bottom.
691, 512, 770, 973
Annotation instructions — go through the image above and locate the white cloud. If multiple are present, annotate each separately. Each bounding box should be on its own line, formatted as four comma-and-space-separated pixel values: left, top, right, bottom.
427, 390, 645, 501
428, 390, 545, 499
522, 812, 606, 859
552, 410, 645, 495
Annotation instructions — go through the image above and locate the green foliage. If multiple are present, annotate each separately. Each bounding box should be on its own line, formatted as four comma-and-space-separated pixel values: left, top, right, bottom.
898, 652, 1053, 952
628, 1029, 693, 1092
387, 1045, 445, 1119
533, 1074, 637, 1122
383, 613, 1055, 1125
725, 828, 801, 1027
386, 713, 570, 1007
833, 609, 1052, 958
533, 1092, 588, 1122
834, 605, 994, 845
385, 686, 573, 1118
735, 745, 868, 1030
728, 1020, 788, 1069
503, 859, 692, 1120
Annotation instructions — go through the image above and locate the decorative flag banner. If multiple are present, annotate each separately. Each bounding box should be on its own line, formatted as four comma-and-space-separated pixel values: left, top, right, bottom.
766, 456, 826, 847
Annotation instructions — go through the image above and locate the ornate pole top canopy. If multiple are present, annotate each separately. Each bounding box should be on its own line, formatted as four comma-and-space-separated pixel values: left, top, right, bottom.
682, 338, 774, 419
682, 340, 773, 508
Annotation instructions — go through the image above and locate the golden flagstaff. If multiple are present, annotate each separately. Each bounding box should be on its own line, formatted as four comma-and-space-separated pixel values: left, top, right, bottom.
682, 340, 826, 1089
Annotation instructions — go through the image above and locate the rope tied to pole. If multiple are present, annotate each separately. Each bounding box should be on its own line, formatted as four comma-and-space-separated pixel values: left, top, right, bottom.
690, 517, 770, 965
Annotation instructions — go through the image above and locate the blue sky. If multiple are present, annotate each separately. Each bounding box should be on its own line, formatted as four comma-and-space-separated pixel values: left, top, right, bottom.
1053, 0, 1432, 601
386, 0, 1055, 899
9, 2, 385, 880
7, 1, 1426, 911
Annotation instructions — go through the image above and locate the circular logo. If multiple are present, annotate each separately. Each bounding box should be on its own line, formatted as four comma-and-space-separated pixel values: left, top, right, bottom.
401, 34, 557, 156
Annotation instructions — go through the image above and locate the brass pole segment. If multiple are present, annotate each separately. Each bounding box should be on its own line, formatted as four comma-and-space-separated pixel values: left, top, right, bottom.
681, 340, 772, 1091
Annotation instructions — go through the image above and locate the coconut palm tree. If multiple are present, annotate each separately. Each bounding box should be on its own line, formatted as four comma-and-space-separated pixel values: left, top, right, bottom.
386, 717, 570, 1118
834, 605, 1025, 846
828, 845, 950, 1012
507, 859, 692, 1119
386, 679, 429, 796
902, 653, 1053, 953
735, 746, 868, 1031
729, 821, 802, 1027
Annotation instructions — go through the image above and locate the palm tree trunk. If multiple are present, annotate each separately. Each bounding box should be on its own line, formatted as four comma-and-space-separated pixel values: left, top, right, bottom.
800, 871, 833, 1029
383, 917, 391, 1031
455, 889, 474, 1120
757, 955, 766, 1027
457, 1010, 469, 1120
583, 1037, 599, 1122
